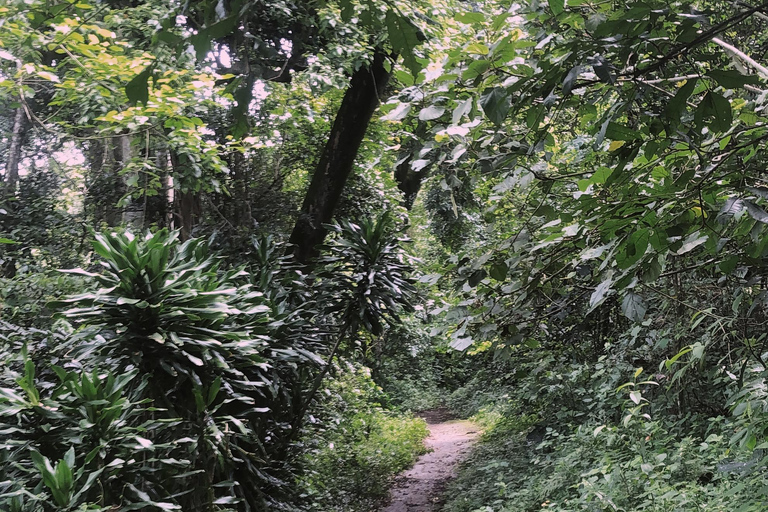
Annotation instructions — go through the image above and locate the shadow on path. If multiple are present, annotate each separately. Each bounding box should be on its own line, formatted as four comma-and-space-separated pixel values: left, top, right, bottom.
380, 410, 479, 512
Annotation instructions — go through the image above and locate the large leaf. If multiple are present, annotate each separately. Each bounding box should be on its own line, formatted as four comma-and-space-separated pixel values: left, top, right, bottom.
479, 87, 511, 126
125, 65, 152, 106
698, 91, 733, 132
589, 279, 613, 309
621, 292, 647, 322
707, 69, 760, 89
549, 0, 565, 15
385, 11, 426, 77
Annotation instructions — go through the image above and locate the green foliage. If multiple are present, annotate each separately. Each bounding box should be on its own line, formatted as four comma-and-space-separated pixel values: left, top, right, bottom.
0, 225, 428, 511
0, 271, 83, 328
0, 325, 163, 511
444, 389, 768, 512
376, 321, 473, 412
448, 416, 768, 511
44, 229, 322, 509
323, 213, 417, 337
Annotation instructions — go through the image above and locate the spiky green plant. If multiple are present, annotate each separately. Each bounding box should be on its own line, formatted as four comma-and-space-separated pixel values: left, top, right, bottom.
52, 229, 315, 510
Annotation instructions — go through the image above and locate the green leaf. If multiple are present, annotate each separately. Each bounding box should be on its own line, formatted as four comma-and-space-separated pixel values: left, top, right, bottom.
621, 292, 647, 322
418, 105, 445, 121
699, 91, 732, 132
665, 78, 697, 123
589, 279, 613, 309
706, 69, 760, 89
450, 336, 474, 351
206, 15, 238, 38
454, 12, 485, 24
590, 166, 614, 184
479, 87, 511, 126
744, 200, 768, 223
125, 66, 152, 106
665, 346, 692, 369
605, 122, 641, 141
382, 102, 411, 121
720, 255, 739, 273
385, 11, 426, 77
676, 232, 708, 255
549, 0, 565, 15
562, 64, 580, 96
340, 0, 354, 22
154, 30, 182, 46
467, 269, 487, 287
489, 263, 508, 281
617, 229, 649, 269
207, 376, 221, 406
466, 42, 490, 55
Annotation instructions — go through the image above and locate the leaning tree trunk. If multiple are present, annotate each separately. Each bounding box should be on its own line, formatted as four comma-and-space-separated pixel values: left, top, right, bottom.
288, 50, 391, 264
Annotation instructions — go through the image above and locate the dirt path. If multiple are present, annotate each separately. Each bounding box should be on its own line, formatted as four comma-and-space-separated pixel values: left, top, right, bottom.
380, 410, 480, 512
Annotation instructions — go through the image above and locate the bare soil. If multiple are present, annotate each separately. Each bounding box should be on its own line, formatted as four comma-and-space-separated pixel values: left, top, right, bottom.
379, 410, 480, 512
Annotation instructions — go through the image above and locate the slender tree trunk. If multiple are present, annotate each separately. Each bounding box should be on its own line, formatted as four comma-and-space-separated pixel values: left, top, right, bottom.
169, 151, 202, 240
4, 105, 28, 197
230, 149, 251, 229
288, 50, 391, 263
144, 145, 170, 227
118, 134, 145, 228
178, 190, 201, 240
1, 105, 29, 278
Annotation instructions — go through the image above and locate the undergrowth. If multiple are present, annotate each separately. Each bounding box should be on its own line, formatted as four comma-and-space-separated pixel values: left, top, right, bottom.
442, 357, 768, 512
300, 362, 429, 511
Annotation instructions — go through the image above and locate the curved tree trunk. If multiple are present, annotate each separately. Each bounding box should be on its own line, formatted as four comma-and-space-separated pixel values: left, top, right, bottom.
288, 50, 391, 264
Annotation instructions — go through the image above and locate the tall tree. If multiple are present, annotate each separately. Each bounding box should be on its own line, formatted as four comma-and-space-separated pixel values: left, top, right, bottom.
289, 50, 392, 263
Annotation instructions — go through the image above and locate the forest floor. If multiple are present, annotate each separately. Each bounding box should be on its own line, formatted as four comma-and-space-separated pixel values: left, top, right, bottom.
380, 410, 480, 512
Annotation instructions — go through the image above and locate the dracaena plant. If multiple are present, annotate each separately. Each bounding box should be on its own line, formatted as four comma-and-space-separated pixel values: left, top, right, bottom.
322, 212, 418, 337
0, 328, 163, 512
294, 213, 419, 430
50, 229, 317, 510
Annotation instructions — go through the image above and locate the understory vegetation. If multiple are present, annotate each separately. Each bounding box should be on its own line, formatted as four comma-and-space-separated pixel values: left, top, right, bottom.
5, 0, 768, 510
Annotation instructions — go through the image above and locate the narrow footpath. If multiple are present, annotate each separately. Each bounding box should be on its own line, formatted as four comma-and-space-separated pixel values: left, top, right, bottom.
381, 410, 480, 512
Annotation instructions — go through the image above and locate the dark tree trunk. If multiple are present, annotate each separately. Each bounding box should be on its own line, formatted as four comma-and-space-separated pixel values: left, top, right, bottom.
288, 50, 391, 263
84, 138, 128, 225
4, 105, 28, 197
230, 149, 252, 229
144, 146, 170, 227
394, 155, 427, 210
169, 151, 202, 240
177, 190, 201, 241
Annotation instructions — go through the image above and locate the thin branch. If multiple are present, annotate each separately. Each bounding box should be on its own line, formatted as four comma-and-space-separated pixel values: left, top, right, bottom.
634, 2, 768, 77
712, 37, 768, 78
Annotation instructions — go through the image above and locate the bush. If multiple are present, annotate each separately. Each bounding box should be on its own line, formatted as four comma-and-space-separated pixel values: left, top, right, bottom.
443, 379, 768, 512
300, 362, 429, 511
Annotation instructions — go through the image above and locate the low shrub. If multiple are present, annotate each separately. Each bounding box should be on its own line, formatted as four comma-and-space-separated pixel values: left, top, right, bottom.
300, 362, 429, 511
443, 393, 768, 512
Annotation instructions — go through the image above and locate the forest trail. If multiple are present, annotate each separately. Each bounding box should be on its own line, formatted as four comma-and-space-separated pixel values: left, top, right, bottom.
380, 410, 480, 512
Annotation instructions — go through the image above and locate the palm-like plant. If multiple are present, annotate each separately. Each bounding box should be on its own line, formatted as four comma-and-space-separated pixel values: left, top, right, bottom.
52, 230, 301, 510
57, 230, 270, 391
323, 212, 417, 336
295, 213, 418, 428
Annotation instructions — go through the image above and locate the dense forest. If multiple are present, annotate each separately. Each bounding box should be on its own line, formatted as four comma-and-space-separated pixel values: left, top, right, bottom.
3, 0, 768, 510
